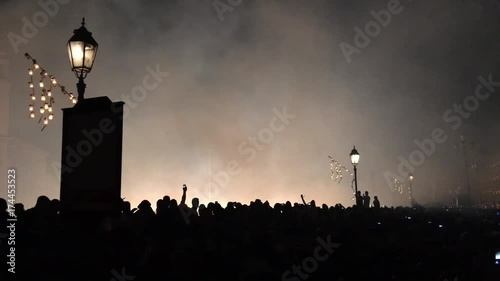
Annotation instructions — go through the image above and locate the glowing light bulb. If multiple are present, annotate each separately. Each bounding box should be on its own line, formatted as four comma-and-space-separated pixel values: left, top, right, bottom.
44, 103, 49, 110
47, 90, 52, 97
51, 77, 57, 85
29, 112, 35, 118
28, 69, 33, 76
43, 118, 48, 125
34, 63, 39, 69
29, 104, 34, 111
30, 94, 36, 101
48, 114, 53, 120
40, 107, 45, 114
41, 70, 47, 76
72, 98, 77, 104
48, 106, 52, 113
28, 82, 34, 88
39, 81, 44, 88
41, 94, 46, 101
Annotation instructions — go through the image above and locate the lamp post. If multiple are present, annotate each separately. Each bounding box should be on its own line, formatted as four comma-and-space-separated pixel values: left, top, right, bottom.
408, 173, 414, 205
67, 18, 98, 102
350, 146, 360, 205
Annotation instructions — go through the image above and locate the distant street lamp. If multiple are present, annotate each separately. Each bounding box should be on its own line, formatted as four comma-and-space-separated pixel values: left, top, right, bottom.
67, 18, 98, 102
350, 146, 360, 205
408, 173, 414, 205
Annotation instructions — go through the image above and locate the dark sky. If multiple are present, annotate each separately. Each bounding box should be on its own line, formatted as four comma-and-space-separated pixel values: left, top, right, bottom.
1, 0, 500, 208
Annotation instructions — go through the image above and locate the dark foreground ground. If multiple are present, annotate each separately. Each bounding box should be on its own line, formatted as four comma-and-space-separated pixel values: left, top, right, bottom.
2, 197, 500, 281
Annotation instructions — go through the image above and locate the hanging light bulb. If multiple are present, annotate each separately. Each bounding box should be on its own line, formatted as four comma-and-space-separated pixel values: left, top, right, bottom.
30, 94, 36, 101
28, 82, 34, 88
29, 104, 34, 111
48, 106, 52, 113
41, 94, 46, 101
43, 118, 48, 125
34, 63, 40, 69
47, 90, 52, 97
48, 114, 54, 120
39, 80, 44, 88
51, 76, 57, 85
41, 70, 47, 76
28, 69, 33, 76
44, 103, 49, 110
72, 97, 77, 104
29, 112, 35, 119
40, 107, 45, 114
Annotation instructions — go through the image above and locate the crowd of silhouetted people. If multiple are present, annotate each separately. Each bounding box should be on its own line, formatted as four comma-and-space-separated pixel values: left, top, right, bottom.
1, 187, 500, 281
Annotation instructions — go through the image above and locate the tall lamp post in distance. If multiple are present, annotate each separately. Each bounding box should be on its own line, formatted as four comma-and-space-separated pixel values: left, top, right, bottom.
350, 146, 360, 205
67, 17, 98, 102
408, 173, 414, 206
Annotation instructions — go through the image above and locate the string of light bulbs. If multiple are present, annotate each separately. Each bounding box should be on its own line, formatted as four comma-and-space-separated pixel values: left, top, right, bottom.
25, 53, 76, 131
328, 156, 355, 195
389, 176, 410, 195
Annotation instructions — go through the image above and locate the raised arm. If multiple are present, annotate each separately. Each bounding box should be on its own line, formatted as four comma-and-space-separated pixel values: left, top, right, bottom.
301, 194, 307, 205
181, 184, 187, 206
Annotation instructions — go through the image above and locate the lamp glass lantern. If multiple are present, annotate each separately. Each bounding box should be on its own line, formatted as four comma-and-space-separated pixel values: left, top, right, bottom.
67, 18, 98, 80
409, 174, 414, 182
350, 146, 360, 166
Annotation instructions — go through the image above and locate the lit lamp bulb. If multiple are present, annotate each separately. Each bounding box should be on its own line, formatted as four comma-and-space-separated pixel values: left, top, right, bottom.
48, 114, 54, 120
28, 69, 33, 76
47, 90, 52, 97
72, 98, 77, 104
48, 106, 52, 113
39, 81, 44, 88
41, 70, 47, 76
51, 77, 57, 85
43, 118, 48, 125
41, 94, 46, 101
44, 103, 49, 110
40, 107, 45, 114
30, 94, 36, 101
29, 104, 34, 111
28, 82, 34, 88
29, 112, 35, 119
34, 63, 40, 69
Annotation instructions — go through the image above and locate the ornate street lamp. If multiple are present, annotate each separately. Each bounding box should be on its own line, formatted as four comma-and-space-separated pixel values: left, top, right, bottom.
67, 18, 98, 102
350, 146, 360, 204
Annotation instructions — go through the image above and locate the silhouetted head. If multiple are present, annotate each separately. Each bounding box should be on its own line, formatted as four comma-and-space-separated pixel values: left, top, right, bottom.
192, 197, 199, 209
374, 196, 378, 200
0, 198, 7, 211
122, 201, 131, 212
365, 191, 369, 195
14, 203, 24, 212
35, 196, 51, 210
356, 191, 361, 195
163, 195, 170, 202
199, 204, 206, 211
138, 200, 151, 210
169, 199, 178, 208
310, 200, 316, 208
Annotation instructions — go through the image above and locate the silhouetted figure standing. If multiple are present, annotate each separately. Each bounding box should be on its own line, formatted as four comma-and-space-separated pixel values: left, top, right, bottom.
355, 191, 363, 206
363, 191, 371, 208
373, 196, 380, 208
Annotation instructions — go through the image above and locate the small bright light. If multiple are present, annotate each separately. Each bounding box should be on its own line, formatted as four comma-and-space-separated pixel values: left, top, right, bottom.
29, 112, 35, 118
47, 91, 52, 97
34, 64, 39, 69
30, 94, 36, 101
40, 107, 45, 114
28, 69, 33, 76
41, 71, 47, 76
72, 98, 77, 104
44, 103, 49, 110
48, 114, 53, 120
350, 146, 360, 166
41, 95, 46, 101
43, 118, 48, 125
51, 77, 57, 85
48, 106, 52, 113
29, 105, 34, 111
29, 82, 34, 88
439, 224, 443, 228
39, 81, 44, 88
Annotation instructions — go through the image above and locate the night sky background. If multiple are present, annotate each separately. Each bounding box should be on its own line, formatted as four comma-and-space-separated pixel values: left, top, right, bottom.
1, 0, 500, 208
